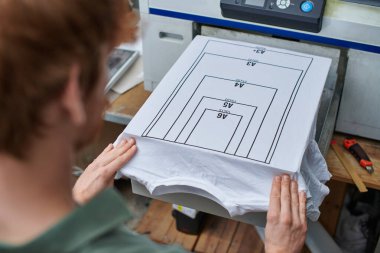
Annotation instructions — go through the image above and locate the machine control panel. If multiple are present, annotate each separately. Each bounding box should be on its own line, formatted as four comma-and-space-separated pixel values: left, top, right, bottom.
221, 0, 326, 32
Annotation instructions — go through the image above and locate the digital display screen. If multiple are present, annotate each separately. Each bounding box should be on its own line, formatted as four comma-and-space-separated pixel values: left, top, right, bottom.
244, 0, 265, 7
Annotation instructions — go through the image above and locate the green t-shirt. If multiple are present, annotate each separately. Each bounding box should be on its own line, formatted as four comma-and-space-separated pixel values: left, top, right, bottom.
0, 189, 187, 253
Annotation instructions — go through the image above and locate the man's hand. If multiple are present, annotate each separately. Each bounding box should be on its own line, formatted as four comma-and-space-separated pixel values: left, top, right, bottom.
265, 175, 307, 253
73, 138, 137, 204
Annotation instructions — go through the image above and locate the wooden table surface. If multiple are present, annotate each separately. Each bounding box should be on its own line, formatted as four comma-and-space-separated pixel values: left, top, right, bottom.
107, 84, 380, 243
105, 83, 151, 124
327, 133, 380, 190
135, 199, 311, 253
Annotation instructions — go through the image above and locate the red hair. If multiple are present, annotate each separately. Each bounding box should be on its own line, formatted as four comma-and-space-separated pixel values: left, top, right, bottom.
0, 0, 136, 158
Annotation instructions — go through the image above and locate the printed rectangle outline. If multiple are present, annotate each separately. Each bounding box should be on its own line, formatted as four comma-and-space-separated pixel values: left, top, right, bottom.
204, 40, 314, 163
141, 39, 311, 137
144, 72, 291, 164
142, 39, 312, 137
175, 96, 258, 156
142, 39, 312, 164
143, 53, 287, 139
146, 74, 278, 163
206, 39, 314, 60
143, 69, 297, 164
143, 51, 300, 138
184, 109, 244, 153
175, 96, 258, 143
265, 60, 312, 163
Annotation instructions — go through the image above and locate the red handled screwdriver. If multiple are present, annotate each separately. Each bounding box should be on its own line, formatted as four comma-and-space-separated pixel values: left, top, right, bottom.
343, 138, 374, 174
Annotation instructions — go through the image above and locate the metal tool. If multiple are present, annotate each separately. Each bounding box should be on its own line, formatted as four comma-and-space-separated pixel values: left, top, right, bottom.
331, 140, 368, 192
343, 138, 374, 174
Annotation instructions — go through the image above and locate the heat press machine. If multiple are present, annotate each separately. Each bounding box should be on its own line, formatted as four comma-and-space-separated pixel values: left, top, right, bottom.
139, 0, 380, 141
132, 0, 380, 251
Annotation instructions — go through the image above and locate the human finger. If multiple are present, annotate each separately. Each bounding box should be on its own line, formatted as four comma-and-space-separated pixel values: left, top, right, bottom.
267, 176, 282, 223
280, 175, 291, 224
97, 139, 135, 166
116, 139, 129, 148
291, 180, 300, 225
102, 144, 137, 179
299, 191, 307, 225
93, 142, 120, 164
101, 144, 114, 155
88, 144, 114, 169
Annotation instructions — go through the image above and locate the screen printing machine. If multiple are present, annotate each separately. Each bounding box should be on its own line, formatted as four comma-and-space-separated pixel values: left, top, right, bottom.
129, 0, 380, 252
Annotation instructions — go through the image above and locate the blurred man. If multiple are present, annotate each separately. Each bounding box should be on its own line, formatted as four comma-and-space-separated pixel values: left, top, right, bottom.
0, 0, 306, 252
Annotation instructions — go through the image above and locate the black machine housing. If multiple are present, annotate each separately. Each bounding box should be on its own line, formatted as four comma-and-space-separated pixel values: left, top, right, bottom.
221, 0, 326, 33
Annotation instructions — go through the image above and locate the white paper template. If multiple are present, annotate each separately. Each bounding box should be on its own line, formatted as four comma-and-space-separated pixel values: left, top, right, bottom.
117, 36, 331, 215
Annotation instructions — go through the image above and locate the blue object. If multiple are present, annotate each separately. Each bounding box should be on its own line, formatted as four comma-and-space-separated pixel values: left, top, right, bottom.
301, 1, 314, 12
149, 8, 380, 54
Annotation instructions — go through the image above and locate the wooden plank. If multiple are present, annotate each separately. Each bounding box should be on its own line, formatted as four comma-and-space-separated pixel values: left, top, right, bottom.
331, 140, 368, 192
174, 229, 186, 246
157, 219, 175, 242
150, 202, 174, 242
327, 133, 380, 190
135, 200, 163, 234
319, 180, 347, 236
173, 227, 198, 251
181, 232, 199, 252
194, 215, 217, 252
162, 221, 178, 245
204, 217, 228, 253
136, 200, 314, 253
137, 200, 198, 251
237, 225, 264, 253
106, 83, 151, 117
160, 216, 198, 251
227, 223, 251, 253
214, 219, 239, 253
149, 200, 171, 237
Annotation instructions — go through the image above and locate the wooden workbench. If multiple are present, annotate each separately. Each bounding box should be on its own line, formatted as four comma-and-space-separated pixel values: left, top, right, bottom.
320, 133, 380, 237
104, 83, 150, 125
327, 134, 380, 190
135, 199, 312, 253
106, 83, 380, 247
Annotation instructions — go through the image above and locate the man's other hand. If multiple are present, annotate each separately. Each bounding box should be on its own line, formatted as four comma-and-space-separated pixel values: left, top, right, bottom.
265, 175, 307, 253
73, 138, 137, 204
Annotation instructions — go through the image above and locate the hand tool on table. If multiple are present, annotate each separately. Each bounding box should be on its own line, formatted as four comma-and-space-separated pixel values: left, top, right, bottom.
343, 138, 374, 174
331, 140, 368, 193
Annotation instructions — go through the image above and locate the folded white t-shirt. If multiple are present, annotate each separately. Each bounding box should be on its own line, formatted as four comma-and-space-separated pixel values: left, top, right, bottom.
115, 36, 332, 220
116, 132, 330, 220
